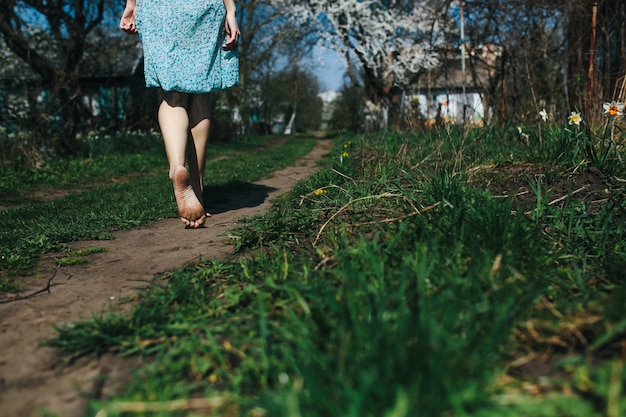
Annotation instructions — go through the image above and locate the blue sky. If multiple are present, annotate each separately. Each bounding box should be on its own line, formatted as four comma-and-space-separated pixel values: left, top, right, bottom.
310, 46, 346, 92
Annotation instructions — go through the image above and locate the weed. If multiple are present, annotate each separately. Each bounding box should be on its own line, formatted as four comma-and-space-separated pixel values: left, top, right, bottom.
53, 257, 88, 267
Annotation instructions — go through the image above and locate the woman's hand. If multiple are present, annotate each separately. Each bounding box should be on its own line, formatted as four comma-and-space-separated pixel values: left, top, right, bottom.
120, 1, 138, 34
222, 11, 240, 51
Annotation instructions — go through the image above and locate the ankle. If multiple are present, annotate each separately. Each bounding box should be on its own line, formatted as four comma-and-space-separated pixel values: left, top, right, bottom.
170, 165, 185, 181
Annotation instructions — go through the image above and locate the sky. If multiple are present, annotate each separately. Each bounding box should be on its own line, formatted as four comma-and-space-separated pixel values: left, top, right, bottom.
310, 46, 347, 92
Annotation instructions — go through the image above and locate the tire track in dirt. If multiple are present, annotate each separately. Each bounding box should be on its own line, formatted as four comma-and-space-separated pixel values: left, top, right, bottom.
0, 137, 332, 417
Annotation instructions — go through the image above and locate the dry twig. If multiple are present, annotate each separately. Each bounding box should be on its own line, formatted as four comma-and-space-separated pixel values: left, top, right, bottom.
313, 192, 438, 246
548, 184, 591, 206
0, 270, 57, 304
348, 202, 440, 228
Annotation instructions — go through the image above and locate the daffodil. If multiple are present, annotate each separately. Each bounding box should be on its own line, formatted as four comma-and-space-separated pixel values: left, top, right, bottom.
539, 109, 549, 122
568, 111, 582, 126
342, 151, 349, 157
314, 188, 326, 196
603, 101, 625, 117
517, 126, 529, 142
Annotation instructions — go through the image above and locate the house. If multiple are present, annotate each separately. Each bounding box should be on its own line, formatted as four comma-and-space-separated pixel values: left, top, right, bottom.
409, 44, 501, 125
0, 34, 156, 133
79, 40, 147, 122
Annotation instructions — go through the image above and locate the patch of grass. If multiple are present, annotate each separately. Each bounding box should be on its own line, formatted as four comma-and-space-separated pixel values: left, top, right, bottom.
52, 245, 108, 267
54, 257, 88, 267
0, 132, 288, 203
73, 246, 108, 256
0, 131, 165, 198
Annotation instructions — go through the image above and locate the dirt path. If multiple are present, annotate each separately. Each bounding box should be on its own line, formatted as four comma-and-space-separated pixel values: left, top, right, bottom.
0, 138, 332, 417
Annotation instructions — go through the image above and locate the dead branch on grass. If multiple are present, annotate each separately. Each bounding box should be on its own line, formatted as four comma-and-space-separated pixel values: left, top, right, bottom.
312, 192, 438, 246
0, 270, 57, 304
347, 202, 440, 228
331, 168, 356, 182
548, 184, 591, 206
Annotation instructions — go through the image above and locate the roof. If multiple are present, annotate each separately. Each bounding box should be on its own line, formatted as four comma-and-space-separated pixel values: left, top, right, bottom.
0, 33, 143, 87
412, 44, 500, 93
81, 34, 144, 82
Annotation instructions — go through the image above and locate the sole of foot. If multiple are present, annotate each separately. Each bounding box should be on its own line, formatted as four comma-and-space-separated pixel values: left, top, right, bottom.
173, 165, 206, 229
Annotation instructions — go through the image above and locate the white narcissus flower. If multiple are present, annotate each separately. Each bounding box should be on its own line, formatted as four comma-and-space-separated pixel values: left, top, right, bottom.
603, 101, 625, 117
539, 109, 549, 122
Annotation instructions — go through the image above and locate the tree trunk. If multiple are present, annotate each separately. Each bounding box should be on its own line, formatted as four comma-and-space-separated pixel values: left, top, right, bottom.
54, 81, 82, 154
567, 0, 626, 117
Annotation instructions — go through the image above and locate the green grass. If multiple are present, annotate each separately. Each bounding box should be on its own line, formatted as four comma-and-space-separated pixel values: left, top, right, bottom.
0, 134, 316, 284
0, 132, 293, 199
52, 245, 108, 267
34, 125, 626, 415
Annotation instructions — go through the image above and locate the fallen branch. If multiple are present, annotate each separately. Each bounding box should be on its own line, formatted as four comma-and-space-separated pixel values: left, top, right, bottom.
0, 270, 57, 304
347, 202, 440, 227
548, 184, 591, 206
313, 193, 437, 246
492, 189, 531, 199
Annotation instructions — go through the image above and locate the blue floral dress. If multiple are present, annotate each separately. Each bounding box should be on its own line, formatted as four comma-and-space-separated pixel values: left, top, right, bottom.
135, 0, 239, 93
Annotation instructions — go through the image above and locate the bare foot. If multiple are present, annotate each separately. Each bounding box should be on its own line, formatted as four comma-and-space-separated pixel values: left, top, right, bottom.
173, 166, 206, 228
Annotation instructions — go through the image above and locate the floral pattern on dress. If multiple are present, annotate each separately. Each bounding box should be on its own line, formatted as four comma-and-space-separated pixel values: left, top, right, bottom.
136, 0, 239, 93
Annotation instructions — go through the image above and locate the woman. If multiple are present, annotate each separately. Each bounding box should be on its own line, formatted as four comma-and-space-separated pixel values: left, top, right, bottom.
120, 0, 240, 228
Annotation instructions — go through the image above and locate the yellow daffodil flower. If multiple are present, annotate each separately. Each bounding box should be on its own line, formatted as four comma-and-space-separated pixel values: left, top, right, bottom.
568, 111, 582, 126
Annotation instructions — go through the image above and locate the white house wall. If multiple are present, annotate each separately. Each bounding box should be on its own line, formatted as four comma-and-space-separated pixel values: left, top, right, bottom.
412, 92, 485, 124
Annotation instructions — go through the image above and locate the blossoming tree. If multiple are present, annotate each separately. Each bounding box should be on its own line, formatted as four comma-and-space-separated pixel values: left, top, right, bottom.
270, 0, 448, 128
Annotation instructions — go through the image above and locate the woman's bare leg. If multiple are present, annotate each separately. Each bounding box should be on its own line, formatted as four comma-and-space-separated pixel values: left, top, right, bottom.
187, 94, 212, 216
159, 91, 206, 228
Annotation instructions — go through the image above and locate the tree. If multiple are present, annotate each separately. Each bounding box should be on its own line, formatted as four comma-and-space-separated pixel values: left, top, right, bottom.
329, 84, 365, 132
458, 0, 569, 123
0, 0, 110, 153
234, 0, 319, 134
270, 0, 447, 128
281, 65, 323, 132
458, 0, 625, 124
566, 0, 626, 118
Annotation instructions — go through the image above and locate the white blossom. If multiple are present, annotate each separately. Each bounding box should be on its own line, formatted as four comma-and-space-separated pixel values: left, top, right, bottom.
271, 0, 445, 88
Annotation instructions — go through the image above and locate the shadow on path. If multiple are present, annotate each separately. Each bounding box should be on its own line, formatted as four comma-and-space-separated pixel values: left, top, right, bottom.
204, 181, 278, 215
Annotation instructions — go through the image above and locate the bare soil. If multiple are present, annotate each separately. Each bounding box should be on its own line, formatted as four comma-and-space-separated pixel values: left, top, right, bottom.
0, 138, 333, 417
468, 162, 612, 212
